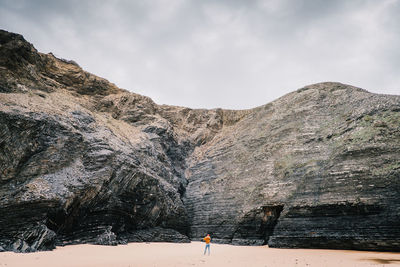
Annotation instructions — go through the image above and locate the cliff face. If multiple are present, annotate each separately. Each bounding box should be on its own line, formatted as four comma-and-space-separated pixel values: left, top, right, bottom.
0, 30, 399, 252
0, 30, 246, 252
185, 83, 400, 251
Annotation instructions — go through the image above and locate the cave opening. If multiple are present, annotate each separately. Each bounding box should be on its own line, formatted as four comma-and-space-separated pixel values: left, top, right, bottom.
232, 205, 284, 245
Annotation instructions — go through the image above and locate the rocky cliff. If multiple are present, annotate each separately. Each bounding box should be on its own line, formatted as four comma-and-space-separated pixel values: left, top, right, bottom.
0, 30, 399, 252
185, 83, 400, 251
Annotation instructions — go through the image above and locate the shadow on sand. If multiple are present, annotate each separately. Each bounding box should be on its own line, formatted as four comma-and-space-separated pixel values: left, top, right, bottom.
364, 258, 400, 265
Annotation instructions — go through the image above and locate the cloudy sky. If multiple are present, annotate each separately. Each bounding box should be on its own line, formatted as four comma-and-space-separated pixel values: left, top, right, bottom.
1, 0, 399, 109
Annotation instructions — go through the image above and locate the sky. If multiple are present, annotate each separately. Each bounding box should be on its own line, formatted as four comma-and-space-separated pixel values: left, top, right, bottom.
0, 0, 399, 109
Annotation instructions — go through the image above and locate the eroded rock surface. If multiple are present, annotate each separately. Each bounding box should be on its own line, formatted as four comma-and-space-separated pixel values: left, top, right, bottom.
185, 83, 400, 251
0, 30, 399, 252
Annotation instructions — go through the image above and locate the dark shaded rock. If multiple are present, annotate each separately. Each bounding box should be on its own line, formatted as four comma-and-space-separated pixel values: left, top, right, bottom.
2, 223, 56, 253
232, 205, 283, 245
92, 226, 118, 246
0, 87, 191, 251
0, 30, 400, 252
121, 227, 190, 243
18, 224, 56, 252
268, 202, 400, 251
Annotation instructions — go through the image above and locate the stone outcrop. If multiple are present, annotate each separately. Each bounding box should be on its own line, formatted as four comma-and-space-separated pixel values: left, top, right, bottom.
185, 83, 400, 251
0, 29, 399, 252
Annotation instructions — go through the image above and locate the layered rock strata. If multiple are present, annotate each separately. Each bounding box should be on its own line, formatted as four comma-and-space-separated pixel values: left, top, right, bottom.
0, 30, 399, 252
185, 83, 400, 251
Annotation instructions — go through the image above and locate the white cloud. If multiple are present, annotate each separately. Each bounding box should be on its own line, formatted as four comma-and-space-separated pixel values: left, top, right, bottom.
0, 0, 399, 109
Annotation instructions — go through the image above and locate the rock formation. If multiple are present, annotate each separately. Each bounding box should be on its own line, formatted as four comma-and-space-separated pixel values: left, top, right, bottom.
185, 83, 400, 251
0, 29, 399, 252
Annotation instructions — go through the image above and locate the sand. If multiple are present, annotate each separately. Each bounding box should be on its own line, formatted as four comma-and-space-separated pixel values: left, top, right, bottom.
1, 242, 400, 267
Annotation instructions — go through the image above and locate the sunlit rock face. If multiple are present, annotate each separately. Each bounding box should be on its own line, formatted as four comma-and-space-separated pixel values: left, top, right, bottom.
0, 30, 399, 252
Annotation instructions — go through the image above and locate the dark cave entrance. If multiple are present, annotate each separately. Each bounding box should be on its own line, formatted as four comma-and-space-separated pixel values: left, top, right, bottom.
232, 205, 284, 245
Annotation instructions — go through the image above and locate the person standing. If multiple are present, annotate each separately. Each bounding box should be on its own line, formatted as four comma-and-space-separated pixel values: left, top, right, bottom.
203, 234, 211, 255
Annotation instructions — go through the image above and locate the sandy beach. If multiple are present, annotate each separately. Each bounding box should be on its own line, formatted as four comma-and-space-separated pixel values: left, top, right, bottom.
1, 242, 399, 267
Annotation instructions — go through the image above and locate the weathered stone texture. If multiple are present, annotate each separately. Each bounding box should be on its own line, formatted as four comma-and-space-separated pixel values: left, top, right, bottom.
185, 84, 400, 250
0, 29, 399, 252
